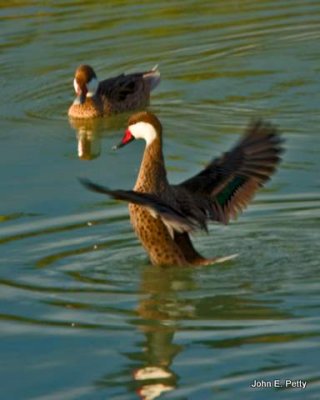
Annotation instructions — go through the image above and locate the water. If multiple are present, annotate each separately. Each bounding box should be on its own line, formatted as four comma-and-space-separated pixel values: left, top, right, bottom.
1, 1, 320, 399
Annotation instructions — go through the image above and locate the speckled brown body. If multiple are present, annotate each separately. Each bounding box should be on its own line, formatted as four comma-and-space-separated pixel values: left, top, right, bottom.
68, 97, 104, 119
130, 203, 189, 266
128, 135, 188, 266
68, 85, 150, 119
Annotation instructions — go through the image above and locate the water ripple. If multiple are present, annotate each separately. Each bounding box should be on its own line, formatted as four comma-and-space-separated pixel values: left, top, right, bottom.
1, 1, 320, 399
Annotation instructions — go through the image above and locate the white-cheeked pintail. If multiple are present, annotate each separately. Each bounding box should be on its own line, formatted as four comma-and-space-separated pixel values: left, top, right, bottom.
82, 112, 284, 267
68, 65, 160, 119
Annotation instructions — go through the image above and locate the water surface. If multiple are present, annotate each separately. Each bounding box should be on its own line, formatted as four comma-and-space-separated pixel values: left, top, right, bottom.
1, 1, 320, 399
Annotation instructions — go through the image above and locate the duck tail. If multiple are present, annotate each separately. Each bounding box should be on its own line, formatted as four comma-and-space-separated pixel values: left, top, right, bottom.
143, 65, 161, 91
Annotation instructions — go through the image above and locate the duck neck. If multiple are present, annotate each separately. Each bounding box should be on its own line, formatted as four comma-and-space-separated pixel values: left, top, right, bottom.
135, 137, 167, 193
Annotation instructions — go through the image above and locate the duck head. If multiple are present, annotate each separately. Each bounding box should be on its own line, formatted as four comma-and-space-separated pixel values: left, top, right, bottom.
113, 111, 162, 150
73, 65, 99, 104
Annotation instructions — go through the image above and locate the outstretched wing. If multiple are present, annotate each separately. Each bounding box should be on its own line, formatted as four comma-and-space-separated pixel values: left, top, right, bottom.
175, 120, 284, 224
80, 178, 205, 234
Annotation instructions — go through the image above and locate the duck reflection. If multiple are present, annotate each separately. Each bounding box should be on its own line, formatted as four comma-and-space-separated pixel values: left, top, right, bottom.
68, 115, 127, 160
129, 265, 291, 400
132, 266, 195, 399
77, 127, 101, 160
69, 117, 102, 160
89, 260, 291, 399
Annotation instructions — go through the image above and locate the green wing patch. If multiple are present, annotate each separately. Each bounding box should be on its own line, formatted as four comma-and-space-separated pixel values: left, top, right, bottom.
216, 176, 247, 207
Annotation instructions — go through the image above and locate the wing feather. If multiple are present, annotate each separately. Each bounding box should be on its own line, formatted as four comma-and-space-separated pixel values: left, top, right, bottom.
97, 66, 160, 102
175, 119, 284, 225
79, 178, 205, 234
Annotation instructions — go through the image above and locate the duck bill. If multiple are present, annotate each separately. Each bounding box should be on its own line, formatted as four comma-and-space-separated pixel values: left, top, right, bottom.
113, 129, 135, 150
76, 83, 87, 104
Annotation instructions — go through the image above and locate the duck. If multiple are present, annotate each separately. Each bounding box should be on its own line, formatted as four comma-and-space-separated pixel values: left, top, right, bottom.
81, 111, 284, 267
68, 65, 160, 119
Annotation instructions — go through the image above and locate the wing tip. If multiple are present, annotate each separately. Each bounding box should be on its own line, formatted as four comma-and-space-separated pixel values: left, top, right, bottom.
143, 65, 161, 90
78, 177, 110, 195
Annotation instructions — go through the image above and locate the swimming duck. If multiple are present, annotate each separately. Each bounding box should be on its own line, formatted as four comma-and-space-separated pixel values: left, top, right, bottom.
81, 112, 284, 266
68, 65, 160, 119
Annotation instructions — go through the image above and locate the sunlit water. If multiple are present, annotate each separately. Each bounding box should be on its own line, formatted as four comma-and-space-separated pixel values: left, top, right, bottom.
1, 1, 320, 399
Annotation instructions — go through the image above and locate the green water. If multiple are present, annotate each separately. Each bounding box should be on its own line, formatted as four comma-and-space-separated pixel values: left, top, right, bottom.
1, 1, 320, 399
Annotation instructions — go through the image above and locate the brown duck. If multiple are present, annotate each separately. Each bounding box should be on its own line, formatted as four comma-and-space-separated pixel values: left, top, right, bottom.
68, 65, 160, 119
81, 112, 284, 266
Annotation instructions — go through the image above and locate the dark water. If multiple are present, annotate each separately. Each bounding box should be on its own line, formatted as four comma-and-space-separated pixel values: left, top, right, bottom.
1, 1, 320, 399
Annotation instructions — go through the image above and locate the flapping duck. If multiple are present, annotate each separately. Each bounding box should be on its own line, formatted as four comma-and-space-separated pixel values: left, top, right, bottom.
81, 112, 284, 266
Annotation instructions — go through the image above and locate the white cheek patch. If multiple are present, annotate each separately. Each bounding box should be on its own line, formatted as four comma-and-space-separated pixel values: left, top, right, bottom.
73, 78, 80, 94
73, 77, 98, 97
129, 122, 157, 146
87, 77, 99, 97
